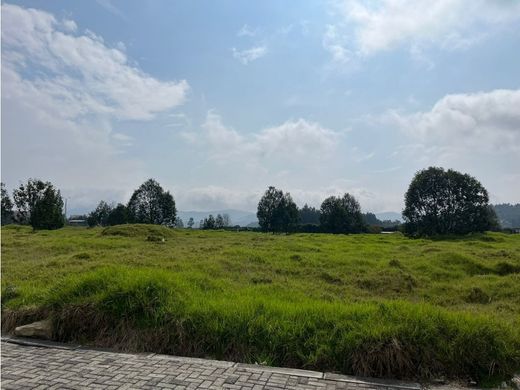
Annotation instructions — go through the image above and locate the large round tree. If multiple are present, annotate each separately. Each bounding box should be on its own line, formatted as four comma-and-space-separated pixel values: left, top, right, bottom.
12, 179, 64, 230
127, 179, 176, 226
403, 167, 497, 236
319, 193, 364, 234
257, 186, 298, 233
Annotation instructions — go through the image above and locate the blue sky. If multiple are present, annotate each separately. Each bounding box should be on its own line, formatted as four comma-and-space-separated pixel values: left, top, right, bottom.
2, 0, 520, 214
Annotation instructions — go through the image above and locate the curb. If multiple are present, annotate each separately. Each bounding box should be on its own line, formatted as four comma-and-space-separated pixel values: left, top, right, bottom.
1, 336, 422, 390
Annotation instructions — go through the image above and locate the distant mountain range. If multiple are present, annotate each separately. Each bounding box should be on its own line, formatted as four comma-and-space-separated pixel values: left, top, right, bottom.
177, 209, 404, 227
493, 204, 520, 228
69, 204, 520, 228
375, 212, 403, 222
177, 209, 257, 227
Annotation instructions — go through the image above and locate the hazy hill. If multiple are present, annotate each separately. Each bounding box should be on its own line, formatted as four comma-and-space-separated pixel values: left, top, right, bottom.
177, 210, 405, 227
493, 203, 520, 228
177, 209, 257, 227
375, 212, 403, 222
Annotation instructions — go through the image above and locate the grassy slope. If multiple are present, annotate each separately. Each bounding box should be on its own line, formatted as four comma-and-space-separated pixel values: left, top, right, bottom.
2, 225, 520, 381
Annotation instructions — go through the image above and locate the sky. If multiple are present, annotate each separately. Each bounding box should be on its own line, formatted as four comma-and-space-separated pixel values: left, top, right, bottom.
2, 0, 520, 215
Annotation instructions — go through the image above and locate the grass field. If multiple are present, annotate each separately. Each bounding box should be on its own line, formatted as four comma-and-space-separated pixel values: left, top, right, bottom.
2, 224, 520, 383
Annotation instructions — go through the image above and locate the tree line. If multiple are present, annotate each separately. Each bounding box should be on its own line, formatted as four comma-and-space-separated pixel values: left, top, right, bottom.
84, 179, 176, 228
199, 214, 231, 229
1, 180, 65, 229
256, 167, 499, 236
0, 167, 504, 237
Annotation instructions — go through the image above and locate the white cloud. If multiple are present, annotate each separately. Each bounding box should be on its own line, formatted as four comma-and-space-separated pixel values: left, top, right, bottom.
175, 112, 410, 212
232, 45, 268, 64
384, 88, 520, 204
62, 19, 77, 32
112, 132, 134, 145
175, 186, 261, 211
237, 24, 256, 37
95, 0, 127, 20
1, 3, 189, 205
329, 0, 520, 58
172, 182, 390, 213
389, 89, 520, 152
256, 119, 339, 158
2, 3, 189, 121
187, 112, 340, 163
322, 24, 351, 64
198, 111, 250, 160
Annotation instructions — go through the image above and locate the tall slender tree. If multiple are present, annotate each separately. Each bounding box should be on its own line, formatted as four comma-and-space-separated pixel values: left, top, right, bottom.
87, 201, 112, 227
187, 217, 195, 229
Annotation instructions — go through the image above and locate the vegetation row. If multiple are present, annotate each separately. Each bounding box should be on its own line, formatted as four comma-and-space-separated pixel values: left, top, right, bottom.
3, 265, 519, 383
1, 167, 503, 237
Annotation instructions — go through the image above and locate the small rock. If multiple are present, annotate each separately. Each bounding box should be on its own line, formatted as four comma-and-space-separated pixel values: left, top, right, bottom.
14, 319, 52, 339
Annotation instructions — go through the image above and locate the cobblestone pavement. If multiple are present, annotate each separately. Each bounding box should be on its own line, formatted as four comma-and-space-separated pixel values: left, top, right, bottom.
1, 338, 421, 390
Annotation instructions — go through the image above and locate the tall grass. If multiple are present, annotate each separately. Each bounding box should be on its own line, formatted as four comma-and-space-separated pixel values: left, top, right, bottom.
10, 267, 514, 382
2, 225, 520, 383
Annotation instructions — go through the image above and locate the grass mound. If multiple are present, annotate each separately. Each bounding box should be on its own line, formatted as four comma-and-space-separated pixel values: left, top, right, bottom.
101, 224, 174, 239
11, 267, 517, 383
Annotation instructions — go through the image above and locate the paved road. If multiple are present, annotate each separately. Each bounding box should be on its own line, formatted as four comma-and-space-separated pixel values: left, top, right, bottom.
1, 338, 421, 390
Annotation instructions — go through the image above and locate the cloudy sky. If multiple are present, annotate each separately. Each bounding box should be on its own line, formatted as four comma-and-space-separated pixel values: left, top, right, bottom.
2, 0, 520, 214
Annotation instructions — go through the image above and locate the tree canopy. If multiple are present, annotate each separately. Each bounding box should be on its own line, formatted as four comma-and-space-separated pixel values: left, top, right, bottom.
87, 201, 112, 227
12, 179, 64, 230
403, 167, 497, 236
107, 203, 128, 226
319, 193, 364, 234
493, 203, 520, 228
299, 204, 320, 225
187, 217, 195, 228
87, 201, 128, 227
257, 186, 298, 232
201, 214, 216, 229
127, 179, 176, 226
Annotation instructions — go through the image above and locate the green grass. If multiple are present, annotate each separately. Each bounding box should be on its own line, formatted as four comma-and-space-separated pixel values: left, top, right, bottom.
2, 224, 520, 382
